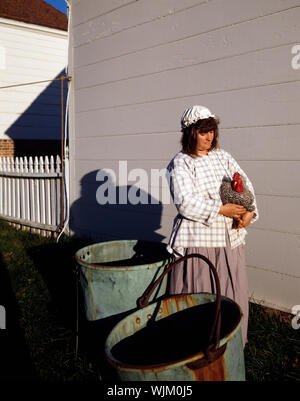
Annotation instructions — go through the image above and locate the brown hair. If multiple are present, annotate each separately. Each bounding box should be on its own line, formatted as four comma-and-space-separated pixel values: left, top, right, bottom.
180, 116, 220, 156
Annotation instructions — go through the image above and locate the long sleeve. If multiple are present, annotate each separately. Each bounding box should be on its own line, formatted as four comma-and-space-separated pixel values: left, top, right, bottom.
168, 157, 222, 226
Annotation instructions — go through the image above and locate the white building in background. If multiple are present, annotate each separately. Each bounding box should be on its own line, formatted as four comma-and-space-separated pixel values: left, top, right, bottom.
0, 0, 68, 157
67, 0, 300, 314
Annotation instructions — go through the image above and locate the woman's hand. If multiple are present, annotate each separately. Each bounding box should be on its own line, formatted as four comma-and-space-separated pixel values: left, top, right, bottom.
239, 211, 254, 228
219, 203, 247, 219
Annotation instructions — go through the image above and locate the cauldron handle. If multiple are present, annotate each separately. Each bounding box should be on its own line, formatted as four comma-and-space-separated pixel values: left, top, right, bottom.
137, 254, 222, 363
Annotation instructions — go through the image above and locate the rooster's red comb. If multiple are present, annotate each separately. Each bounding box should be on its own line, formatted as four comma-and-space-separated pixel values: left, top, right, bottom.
233, 172, 241, 179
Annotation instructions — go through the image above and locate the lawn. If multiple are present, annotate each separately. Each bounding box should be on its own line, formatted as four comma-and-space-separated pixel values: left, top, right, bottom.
0, 220, 299, 381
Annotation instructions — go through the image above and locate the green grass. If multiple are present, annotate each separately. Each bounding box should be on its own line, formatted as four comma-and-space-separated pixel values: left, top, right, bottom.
245, 302, 300, 381
0, 220, 98, 381
0, 219, 299, 381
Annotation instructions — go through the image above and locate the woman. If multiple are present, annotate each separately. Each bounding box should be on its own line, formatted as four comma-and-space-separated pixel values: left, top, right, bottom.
166, 105, 259, 347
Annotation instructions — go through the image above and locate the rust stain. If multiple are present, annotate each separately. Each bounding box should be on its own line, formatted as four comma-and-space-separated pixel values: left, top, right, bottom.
191, 355, 226, 381
174, 296, 181, 312
183, 294, 196, 308
190, 295, 197, 307
161, 295, 198, 319
162, 299, 170, 318
177, 294, 197, 310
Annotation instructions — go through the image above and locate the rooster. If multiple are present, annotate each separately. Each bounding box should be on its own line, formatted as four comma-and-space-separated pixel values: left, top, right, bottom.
220, 172, 255, 229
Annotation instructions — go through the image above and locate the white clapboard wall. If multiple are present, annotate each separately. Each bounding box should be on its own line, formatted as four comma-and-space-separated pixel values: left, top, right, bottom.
0, 17, 67, 140
67, 0, 300, 312
0, 155, 68, 236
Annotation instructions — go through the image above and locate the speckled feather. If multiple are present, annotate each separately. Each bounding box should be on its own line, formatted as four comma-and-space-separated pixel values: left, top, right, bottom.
220, 176, 255, 212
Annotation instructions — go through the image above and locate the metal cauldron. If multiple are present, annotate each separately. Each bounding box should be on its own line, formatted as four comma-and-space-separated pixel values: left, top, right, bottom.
75, 240, 172, 321
105, 254, 245, 381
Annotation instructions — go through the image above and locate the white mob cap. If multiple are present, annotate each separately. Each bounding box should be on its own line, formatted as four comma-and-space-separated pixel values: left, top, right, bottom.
181, 105, 215, 129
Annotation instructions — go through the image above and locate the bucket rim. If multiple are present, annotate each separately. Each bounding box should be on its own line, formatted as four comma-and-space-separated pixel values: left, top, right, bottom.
75, 239, 173, 271
104, 293, 243, 372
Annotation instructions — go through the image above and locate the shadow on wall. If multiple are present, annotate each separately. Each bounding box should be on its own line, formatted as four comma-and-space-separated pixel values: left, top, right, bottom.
3, 69, 68, 157
68, 170, 170, 380
69, 170, 166, 243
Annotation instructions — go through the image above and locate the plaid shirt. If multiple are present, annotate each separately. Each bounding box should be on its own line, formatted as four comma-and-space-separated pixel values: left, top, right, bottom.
166, 149, 259, 256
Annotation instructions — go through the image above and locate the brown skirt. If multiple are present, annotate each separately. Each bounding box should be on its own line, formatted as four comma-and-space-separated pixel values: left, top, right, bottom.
169, 231, 249, 347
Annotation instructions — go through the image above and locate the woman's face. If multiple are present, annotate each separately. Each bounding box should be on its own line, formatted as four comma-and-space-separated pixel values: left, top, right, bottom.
196, 130, 214, 154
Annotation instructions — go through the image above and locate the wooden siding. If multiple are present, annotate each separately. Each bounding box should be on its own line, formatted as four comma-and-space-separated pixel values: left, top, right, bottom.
68, 0, 300, 312
0, 18, 67, 140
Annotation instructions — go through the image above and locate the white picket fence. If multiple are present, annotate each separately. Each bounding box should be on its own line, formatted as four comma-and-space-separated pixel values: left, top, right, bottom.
0, 155, 69, 236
